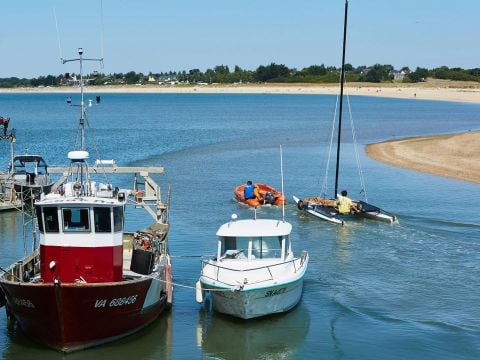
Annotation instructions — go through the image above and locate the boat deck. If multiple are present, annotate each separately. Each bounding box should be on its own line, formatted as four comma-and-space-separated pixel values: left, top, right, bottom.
122, 235, 134, 270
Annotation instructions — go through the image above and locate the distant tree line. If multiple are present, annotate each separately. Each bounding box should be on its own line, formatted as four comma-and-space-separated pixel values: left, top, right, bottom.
2, 64, 480, 87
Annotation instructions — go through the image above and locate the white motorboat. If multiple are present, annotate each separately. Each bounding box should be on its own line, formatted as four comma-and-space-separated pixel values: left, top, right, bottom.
197, 215, 308, 319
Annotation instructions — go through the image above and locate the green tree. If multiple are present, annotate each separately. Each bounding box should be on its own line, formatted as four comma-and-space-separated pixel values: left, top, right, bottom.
125, 71, 140, 84
255, 63, 290, 82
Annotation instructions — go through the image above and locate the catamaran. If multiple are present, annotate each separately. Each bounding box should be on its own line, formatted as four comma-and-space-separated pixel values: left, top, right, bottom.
293, 0, 396, 226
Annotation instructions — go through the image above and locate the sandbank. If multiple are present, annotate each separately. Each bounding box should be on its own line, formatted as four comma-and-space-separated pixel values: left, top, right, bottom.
366, 131, 480, 184
1, 79, 480, 104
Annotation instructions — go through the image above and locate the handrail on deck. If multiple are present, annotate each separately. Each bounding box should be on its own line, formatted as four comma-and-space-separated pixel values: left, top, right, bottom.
200, 251, 308, 287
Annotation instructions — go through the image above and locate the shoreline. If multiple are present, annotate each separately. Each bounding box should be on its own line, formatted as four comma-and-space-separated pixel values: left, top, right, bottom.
2, 81, 479, 183
366, 131, 480, 184
1, 80, 480, 103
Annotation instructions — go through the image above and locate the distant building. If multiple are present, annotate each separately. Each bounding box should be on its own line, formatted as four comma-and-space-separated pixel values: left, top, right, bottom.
392, 70, 408, 82
157, 75, 178, 85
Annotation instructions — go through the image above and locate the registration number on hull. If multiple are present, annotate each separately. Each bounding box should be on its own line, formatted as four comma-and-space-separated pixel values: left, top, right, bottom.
94, 295, 138, 308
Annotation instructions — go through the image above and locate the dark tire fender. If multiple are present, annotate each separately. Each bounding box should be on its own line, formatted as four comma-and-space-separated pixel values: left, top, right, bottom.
297, 200, 305, 210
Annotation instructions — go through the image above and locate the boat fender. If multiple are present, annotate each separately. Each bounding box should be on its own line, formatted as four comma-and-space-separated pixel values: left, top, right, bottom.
195, 281, 204, 304
165, 264, 173, 305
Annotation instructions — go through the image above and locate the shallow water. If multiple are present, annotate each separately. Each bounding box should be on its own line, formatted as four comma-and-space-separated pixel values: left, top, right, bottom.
0, 93, 479, 359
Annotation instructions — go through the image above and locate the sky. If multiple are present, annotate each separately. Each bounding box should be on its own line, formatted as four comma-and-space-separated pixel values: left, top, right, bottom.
0, 0, 478, 78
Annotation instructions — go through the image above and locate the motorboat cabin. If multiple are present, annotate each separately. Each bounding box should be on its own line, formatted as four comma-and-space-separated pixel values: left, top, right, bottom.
216, 220, 292, 262
11, 154, 53, 197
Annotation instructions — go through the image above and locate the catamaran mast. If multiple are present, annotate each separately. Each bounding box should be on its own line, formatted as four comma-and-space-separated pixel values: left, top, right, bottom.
334, 0, 349, 198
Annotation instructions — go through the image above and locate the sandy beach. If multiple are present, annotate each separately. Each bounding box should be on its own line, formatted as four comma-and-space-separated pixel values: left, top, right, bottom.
366, 131, 480, 184
2, 79, 479, 183
2, 79, 480, 103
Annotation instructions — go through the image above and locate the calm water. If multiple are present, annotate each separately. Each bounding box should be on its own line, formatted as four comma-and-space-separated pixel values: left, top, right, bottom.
0, 93, 479, 359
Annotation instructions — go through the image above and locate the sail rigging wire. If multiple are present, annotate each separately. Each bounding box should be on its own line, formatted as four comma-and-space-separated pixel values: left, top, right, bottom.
53, 7, 63, 62
99, 0, 105, 68
344, 82, 368, 202
320, 78, 341, 198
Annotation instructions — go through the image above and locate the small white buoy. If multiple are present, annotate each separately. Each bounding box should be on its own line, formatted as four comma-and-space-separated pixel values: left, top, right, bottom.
195, 281, 204, 303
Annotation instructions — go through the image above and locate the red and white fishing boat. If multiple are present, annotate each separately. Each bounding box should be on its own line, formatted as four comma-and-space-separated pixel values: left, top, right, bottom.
0, 48, 173, 352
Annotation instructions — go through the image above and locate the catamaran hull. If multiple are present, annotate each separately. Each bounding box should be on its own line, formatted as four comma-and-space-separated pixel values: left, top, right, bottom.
293, 196, 345, 225
356, 201, 397, 223
0, 273, 171, 352
202, 277, 304, 319
293, 196, 396, 225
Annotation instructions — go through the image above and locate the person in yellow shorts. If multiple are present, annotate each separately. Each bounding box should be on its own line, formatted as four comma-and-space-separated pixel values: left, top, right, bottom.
336, 190, 360, 214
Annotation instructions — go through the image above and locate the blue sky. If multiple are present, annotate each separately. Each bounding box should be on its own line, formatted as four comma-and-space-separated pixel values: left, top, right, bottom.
0, 0, 478, 77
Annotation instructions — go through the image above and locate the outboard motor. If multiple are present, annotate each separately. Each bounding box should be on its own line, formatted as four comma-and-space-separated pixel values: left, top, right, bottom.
264, 191, 275, 205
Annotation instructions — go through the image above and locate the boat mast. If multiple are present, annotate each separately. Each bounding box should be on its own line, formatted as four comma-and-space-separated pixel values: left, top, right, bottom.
62, 48, 103, 190
63, 48, 102, 151
334, 0, 348, 198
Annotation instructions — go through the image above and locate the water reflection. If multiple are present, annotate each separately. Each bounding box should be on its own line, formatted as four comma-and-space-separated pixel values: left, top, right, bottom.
334, 225, 354, 263
197, 304, 310, 359
1, 310, 174, 359
0, 211, 18, 244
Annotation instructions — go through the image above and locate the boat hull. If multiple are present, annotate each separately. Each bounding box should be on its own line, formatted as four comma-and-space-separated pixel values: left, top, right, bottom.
0, 273, 170, 352
203, 277, 304, 319
234, 183, 285, 207
293, 196, 396, 225
293, 196, 345, 225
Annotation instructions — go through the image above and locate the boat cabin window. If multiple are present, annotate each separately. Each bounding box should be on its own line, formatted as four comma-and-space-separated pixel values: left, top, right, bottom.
94, 207, 111, 233
113, 206, 124, 232
251, 236, 283, 259
43, 207, 59, 233
63, 208, 90, 232
221, 236, 248, 259
35, 206, 44, 233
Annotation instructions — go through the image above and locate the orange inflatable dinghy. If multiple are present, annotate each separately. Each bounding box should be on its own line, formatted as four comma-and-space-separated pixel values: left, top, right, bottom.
234, 183, 286, 207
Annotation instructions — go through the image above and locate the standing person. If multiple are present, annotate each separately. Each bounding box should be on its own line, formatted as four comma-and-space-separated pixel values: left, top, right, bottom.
336, 190, 360, 214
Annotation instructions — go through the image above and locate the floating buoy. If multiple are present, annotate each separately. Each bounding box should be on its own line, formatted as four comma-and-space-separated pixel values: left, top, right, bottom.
195, 281, 204, 304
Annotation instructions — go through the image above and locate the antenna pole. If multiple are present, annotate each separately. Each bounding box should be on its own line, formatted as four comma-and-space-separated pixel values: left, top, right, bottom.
334, 0, 348, 199
280, 145, 285, 221
79, 48, 85, 151
62, 48, 103, 151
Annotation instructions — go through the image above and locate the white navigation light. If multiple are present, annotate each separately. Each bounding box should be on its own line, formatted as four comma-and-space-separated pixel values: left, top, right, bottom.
231, 214, 238, 220
68, 151, 89, 162
49, 261, 56, 270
